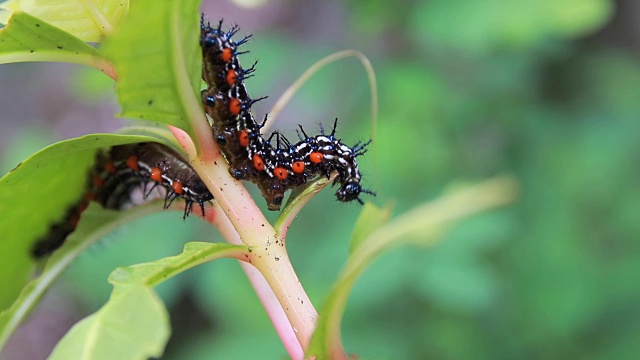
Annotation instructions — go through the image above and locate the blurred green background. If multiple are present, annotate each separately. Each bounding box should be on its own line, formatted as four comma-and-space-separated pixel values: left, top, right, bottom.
2, 0, 640, 358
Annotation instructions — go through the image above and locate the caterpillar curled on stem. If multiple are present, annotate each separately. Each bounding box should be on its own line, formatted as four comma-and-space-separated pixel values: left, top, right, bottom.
200, 17, 375, 210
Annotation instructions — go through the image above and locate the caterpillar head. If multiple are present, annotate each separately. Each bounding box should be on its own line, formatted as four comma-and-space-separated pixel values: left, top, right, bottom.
336, 180, 362, 204
336, 179, 376, 205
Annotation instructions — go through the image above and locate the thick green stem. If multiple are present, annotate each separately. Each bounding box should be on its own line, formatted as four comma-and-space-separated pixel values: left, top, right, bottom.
175, 130, 322, 356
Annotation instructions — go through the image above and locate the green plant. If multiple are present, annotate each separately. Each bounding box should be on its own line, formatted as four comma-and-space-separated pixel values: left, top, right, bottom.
0, 1, 516, 358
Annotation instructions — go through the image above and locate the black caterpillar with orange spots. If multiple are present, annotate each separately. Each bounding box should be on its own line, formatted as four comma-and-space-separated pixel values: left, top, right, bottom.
31, 17, 373, 258
200, 18, 374, 210
31, 143, 213, 258
92, 143, 213, 217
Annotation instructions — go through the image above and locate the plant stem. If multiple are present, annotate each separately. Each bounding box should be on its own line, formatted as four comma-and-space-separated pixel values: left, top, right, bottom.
176, 131, 322, 357
250, 244, 317, 351
201, 201, 305, 359
239, 262, 305, 359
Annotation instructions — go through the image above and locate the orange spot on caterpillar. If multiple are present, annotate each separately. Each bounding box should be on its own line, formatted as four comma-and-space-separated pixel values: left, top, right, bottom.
221, 48, 233, 62
253, 154, 265, 171
126, 155, 139, 171
229, 98, 241, 115
239, 129, 250, 147
150, 167, 163, 182
274, 167, 288, 180
172, 180, 184, 194
292, 161, 305, 174
105, 161, 117, 174
309, 152, 323, 163
92, 176, 105, 188
226, 69, 237, 86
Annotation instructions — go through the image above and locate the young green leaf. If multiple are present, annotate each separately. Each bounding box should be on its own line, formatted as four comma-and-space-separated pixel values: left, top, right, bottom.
0, 133, 172, 311
307, 176, 519, 359
100, 0, 206, 143
274, 175, 333, 236
109, 242, 250, 288
48, 285, 169, 360
0, 0, 128, 42
47, 242, 248, 359
0, 11, 109, 71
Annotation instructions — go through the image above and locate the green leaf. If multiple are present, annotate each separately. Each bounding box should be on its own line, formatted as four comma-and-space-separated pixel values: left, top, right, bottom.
0, 0, 129, 42
307, 176, 519, 359
274, 175, 333, 234
100, 0, 204, 139
48, 242, 248, 359
109, 242, 249, 288
48, 285, 169, 360
0, 133, 170, 311
0, 11, 108, 69
0, 201, 167, 352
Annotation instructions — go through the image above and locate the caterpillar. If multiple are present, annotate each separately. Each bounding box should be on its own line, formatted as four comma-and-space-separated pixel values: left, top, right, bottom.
200, 18, 375, 211
31, 143, 212, 258
31, 17, 374, 258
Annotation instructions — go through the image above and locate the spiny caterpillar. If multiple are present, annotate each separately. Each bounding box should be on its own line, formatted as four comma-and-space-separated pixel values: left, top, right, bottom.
31, 17, 374, 258
200, 18, 374, 211
31, 143, 212, 258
